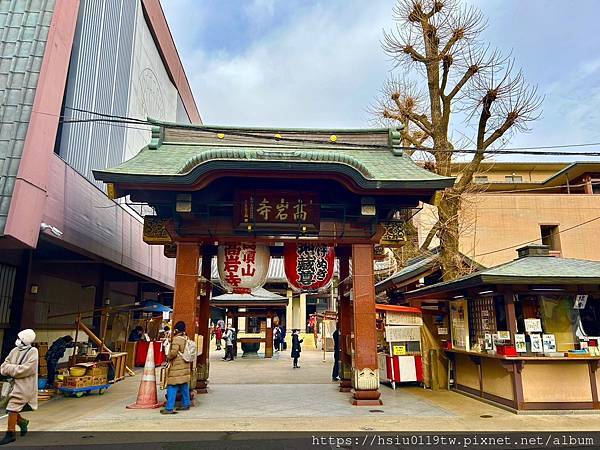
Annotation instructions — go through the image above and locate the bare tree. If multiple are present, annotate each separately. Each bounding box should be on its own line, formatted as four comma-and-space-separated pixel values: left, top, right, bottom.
374, 0, 542, 280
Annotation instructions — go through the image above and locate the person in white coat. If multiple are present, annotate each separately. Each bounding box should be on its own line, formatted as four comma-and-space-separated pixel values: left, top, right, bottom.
0, 329, 38, 445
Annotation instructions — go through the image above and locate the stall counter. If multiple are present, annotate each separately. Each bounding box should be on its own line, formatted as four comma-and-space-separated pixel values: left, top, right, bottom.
446, 349, 600, 411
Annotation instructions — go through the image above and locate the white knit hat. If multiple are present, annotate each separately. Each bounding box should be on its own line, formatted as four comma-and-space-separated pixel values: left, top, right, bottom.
17, 329, 36, 345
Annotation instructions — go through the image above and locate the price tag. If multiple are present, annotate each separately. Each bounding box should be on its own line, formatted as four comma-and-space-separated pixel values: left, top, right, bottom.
392, 345, 406, 356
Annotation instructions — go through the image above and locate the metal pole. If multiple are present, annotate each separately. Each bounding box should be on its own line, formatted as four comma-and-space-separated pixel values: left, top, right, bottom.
71, 313, 80, 367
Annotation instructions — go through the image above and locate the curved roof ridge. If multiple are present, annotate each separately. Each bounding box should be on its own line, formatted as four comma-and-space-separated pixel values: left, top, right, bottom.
178, 148, 373, 178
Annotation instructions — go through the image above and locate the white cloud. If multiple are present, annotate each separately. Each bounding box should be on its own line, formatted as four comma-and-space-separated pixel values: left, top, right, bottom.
164, 0, 600, 159
179, 0, 395, 128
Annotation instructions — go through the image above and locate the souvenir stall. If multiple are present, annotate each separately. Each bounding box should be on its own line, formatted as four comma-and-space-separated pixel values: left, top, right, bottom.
405, 245, 600, 412
376, 304, 423, 389
315, 310, 337, 353
132, 301, 172, 367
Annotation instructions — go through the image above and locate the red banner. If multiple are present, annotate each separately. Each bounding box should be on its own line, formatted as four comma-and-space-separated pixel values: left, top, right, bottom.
284, 243, 335, 292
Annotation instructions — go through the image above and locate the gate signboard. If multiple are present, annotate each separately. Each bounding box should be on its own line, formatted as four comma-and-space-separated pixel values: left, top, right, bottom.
234, 190, 320, 231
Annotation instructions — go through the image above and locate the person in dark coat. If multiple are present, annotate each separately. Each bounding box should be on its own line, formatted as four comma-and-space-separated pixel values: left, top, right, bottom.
128, 326, 144, 342
281, 326, 287, 350
291, 329, 303, 368
45, 335, 74, 387
332, 326, 340, 381
273, 326, 281, 351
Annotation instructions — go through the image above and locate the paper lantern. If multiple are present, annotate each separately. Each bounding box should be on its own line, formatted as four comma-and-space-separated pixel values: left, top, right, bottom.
284, 243, 335, 292
218, 243, 270, 294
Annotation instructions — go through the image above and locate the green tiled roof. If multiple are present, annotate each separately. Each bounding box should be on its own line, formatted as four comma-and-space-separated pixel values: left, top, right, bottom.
375, 247, 485, 293
93, 121, 454, 191
407, 251, 600, 299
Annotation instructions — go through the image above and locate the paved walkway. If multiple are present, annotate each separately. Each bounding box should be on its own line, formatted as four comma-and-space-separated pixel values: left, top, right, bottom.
9, 343, 600, 433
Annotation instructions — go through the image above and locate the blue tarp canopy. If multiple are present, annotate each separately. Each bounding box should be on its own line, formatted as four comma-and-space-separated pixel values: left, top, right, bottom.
139, 301, 172, 313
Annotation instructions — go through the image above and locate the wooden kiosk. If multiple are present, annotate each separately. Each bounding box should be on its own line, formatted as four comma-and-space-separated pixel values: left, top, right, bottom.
376, 304, 424, 389
94, 121, 453, 405
406, 245, 600, 412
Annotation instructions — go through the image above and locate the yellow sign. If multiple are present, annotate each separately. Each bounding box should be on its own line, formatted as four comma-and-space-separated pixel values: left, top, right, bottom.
392, 345, 406, 356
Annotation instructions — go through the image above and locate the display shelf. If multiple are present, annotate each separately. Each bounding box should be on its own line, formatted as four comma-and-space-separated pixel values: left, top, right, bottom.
445, 348, 600, 361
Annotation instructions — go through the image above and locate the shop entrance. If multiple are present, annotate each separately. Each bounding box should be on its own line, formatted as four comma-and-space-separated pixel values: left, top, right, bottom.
93, 121, 453, 405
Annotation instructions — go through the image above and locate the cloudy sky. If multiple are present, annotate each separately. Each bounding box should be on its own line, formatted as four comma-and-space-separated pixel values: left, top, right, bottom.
162, 0, 600, 159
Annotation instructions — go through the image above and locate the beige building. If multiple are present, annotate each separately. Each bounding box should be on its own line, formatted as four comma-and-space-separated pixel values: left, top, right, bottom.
416, 162, 600, 268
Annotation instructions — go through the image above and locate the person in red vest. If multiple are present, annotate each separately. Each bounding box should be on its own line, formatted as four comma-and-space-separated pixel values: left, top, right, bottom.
213, 325, 223, 351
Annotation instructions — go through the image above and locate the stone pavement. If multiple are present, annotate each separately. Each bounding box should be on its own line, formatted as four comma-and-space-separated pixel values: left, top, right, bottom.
8, 343, 600, 433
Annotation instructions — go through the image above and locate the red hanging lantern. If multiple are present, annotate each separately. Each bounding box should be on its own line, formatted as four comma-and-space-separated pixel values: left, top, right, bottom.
284, 243, 335, 292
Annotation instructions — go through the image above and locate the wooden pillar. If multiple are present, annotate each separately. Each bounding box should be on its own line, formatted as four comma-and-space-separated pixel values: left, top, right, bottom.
172, 243, 200, 338
338, 247, 352, 392
196, 245, 213, 393
299, 293, 307, 332
265, 310, 273, 358
350, 244, 382, 406
92, 269, 104, 336
285, 289, 293, 347
584, 176, 594, 195
504, 291, 523, 409
233, 308, 239, 358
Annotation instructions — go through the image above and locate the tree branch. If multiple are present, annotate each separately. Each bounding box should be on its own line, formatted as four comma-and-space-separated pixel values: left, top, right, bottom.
420, 220, 441, 251
390, 95, 434, 135
483, 114, 516, 148
447, 65, 478, 99
402, 45, 427, 63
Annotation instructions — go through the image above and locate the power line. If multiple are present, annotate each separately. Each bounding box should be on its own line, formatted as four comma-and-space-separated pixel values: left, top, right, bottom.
475, 215, 600, 257
54, 106, 600, 156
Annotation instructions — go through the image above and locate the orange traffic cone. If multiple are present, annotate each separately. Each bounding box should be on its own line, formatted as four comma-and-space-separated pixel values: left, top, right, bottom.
126, 344, 161, 409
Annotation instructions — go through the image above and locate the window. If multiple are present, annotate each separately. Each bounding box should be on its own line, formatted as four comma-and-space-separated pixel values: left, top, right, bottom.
540, 224, 561, 253
474, 176, 489, 184
505, 175, 523, 183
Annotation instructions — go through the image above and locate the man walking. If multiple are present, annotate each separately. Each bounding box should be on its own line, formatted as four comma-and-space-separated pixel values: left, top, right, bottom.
223, 327, 234, 361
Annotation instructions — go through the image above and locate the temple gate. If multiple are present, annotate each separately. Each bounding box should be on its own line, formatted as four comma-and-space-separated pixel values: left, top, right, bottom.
94, 122, 452, 405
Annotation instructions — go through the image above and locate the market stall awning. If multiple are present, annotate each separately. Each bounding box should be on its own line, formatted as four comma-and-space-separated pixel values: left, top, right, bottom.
139, 301, 172, 313
375, 247, 484, 294
211, 287, 288, 307
375, 304, 422, 314
405, 245, 600, 300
